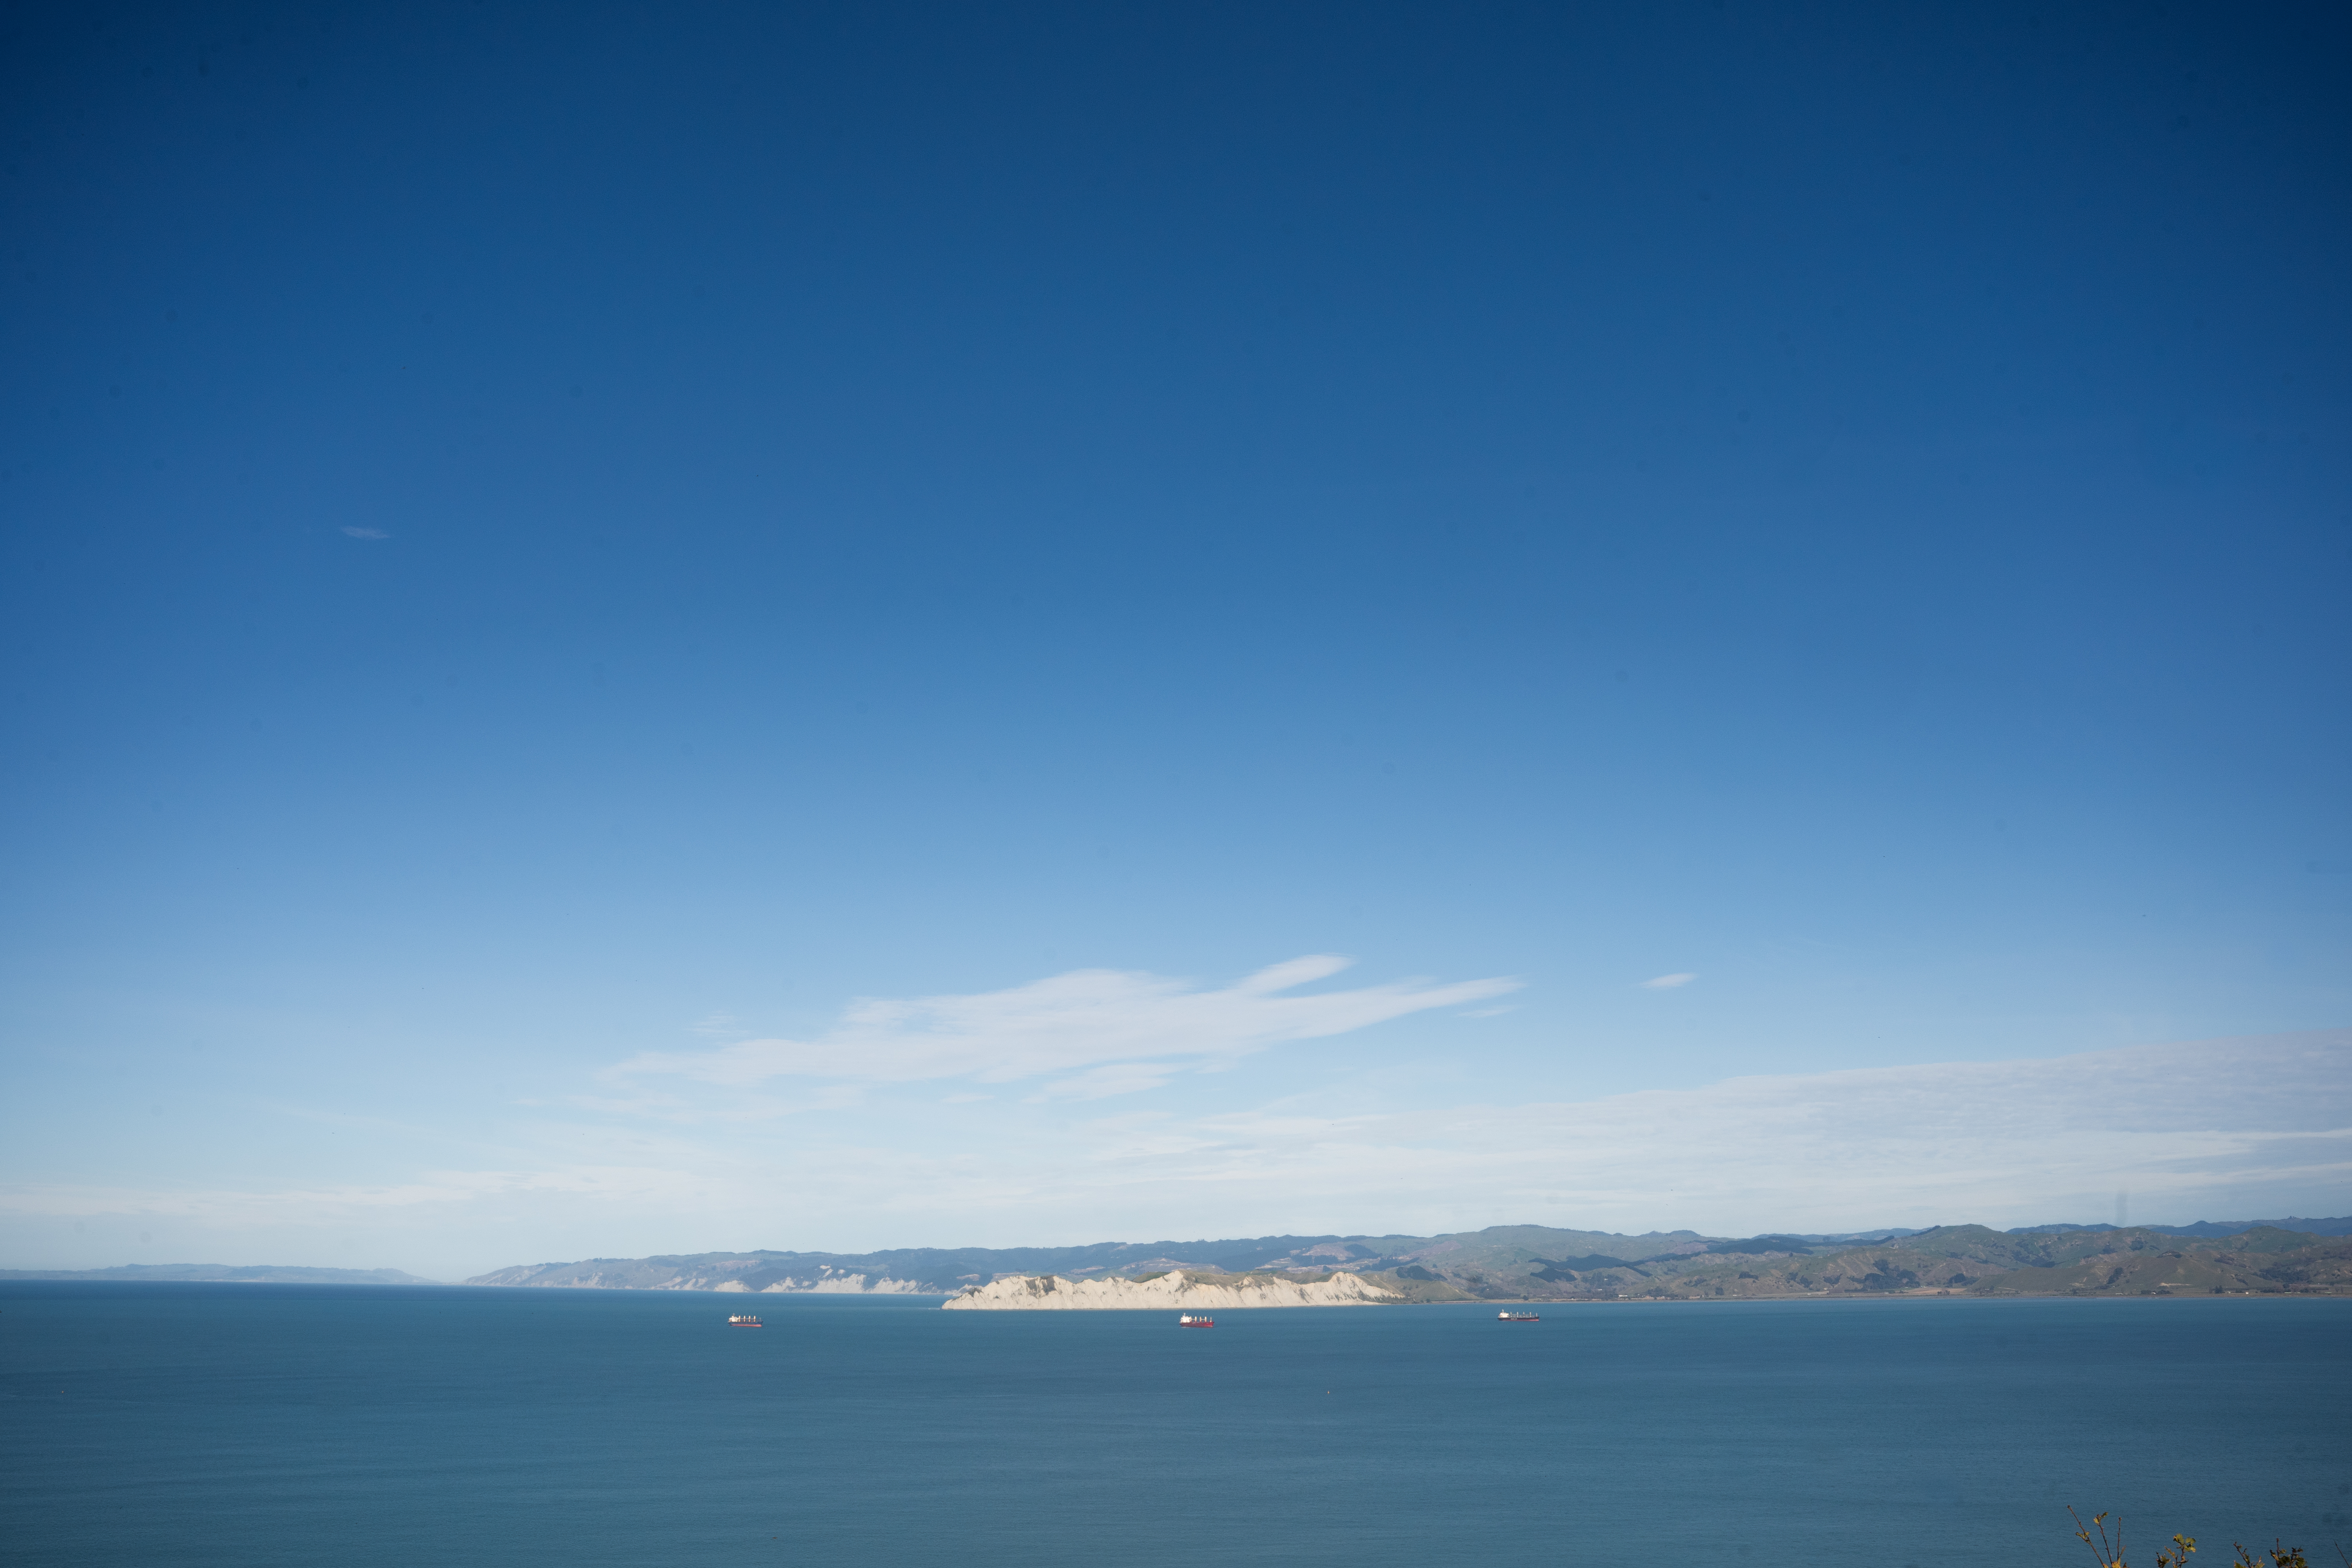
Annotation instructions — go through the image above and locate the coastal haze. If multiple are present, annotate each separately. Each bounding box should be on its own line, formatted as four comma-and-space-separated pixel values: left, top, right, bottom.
8, 1024, 2347, 1282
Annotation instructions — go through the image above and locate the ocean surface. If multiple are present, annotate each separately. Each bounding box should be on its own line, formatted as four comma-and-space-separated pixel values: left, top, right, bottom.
4, 1283, 2347, 1566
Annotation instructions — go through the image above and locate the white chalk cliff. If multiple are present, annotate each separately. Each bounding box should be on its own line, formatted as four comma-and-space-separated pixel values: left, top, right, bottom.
751, 1273, 930, 1294
942, 1270, 1401, 1310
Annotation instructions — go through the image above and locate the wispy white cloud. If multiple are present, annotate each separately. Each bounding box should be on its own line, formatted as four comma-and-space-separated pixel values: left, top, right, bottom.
1028, 1062, 1181, 1102
610, 956, 1519, 1093
1639, 972, 1696, 989
566, 1082, 865, 1124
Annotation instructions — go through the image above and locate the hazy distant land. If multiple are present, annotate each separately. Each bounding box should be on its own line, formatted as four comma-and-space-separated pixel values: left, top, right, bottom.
0, 1263, 439, 1285
463, 1216, 2352, 1303
14, 1217, 2345, 1299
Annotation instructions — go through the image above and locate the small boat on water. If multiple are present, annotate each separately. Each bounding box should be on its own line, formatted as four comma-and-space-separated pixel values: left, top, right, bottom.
1177, 1314, 1215, 1328
727, 1314, 763, 1328
1497, 1311, 1539, 1323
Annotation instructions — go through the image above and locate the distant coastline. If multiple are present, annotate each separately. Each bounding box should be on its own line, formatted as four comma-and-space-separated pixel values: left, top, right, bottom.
14, 1216, 2344, 1301
449, 1216, 2352, 1304
0, 1264, 440, 1286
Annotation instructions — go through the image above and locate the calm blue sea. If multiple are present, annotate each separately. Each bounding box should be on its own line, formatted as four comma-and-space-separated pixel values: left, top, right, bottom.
3, 1284, 2347, 1565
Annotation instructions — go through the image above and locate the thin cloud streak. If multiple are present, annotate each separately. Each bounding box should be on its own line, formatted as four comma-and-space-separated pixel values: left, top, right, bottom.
609, 956, 1521, 1094
1639, 973, 1696, 989
1027, 1063, 1181, 1102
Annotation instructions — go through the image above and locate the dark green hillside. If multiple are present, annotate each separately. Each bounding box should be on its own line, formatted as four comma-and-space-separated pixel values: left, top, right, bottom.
1875, 1224, 2056, 1268
1971, 1236, 2352, 1296
2200, 1225, 2333, 1255
1624, 1243, 1984, 1299
1699, 1236, 1818, 1256
1543, 1227, 2352, 1301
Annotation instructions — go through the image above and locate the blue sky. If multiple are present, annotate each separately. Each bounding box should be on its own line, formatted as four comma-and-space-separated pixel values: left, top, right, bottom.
3, 3, 2347, 1278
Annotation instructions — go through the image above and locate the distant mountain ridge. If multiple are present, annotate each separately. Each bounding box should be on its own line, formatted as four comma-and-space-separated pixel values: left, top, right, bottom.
2006, 1216, 2352, 1238
465, 1217, 2352, 1301
0, 1263, 439, 1285
1641, 1224, 2352, 1299
17, 1217, 2343, 1297
465, 1226, 1713, 1294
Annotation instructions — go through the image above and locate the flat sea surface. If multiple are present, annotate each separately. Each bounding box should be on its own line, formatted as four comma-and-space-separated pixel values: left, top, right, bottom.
4, 1284, 2347, 1565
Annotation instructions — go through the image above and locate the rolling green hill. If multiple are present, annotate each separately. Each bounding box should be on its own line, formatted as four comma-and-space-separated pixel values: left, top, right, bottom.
1584, 1227, 2352, 1301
